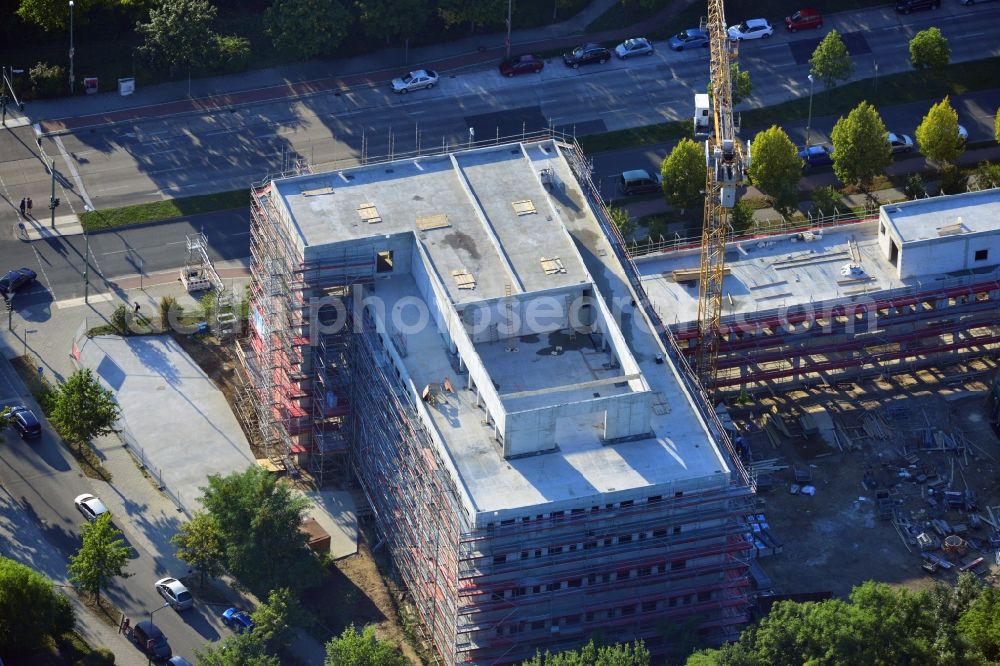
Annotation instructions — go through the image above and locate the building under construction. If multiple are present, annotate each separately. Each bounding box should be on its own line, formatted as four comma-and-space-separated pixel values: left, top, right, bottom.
637, 188, 1000, 394
239, 137, 755, 664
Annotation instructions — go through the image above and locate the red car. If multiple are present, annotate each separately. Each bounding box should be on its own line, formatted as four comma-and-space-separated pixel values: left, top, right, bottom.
500, 54, 544, 77
785, 8, 822, 31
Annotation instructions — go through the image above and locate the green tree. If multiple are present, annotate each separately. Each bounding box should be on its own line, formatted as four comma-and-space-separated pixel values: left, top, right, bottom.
974, 161, 1000, 189
137, 0, 218, 77
830, 101, 892, 189
607, 206, 636, 240
171, 511, 225, 588
17, 0, 100, 32
730, 199, 755, 234
265, 0, 352, 59
50, 368, 120, 446
909, 27, 950, 74
809, 30, 853, 88
68, 513, 131, 605
747, 126, 801, 205
810, 185, 846, 216
731, 63, 752, 103
356, 0, 430, 44
523, 639, 650, 665
0, 556, 74, 653
438, 0, 505, 31
200, 466, 323, 597
958, 587, 1000, 662
252, 588, 307, 657
660, 139, 705, 214
916, 97, 965, 165
196, 631, 280, 666
995, 107, 1000, 142
324, 624, 410, 666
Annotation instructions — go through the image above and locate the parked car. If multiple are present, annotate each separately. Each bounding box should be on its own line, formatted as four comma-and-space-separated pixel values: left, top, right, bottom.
221, 607, 254, 633
74, 493, 109, 522
785, 8, 823, 31
562, 43, 611, 68
962, 0, 999, 5
390, 69, 438, 94
155, 577, 193, 611
669, 29, 709, 51
615, 37, 653, 59
958, 124, 969, 142
619, 170, 663, 196
167, 658, 193, 666
895, 0, 940, 12
9, 405, 41, 439
888, 132, 915, 153
798, 145, 834, 167
499, 55, 544, 77
131, 620, 171, 661
0, 268, 36, 296
727, 19, 774, 41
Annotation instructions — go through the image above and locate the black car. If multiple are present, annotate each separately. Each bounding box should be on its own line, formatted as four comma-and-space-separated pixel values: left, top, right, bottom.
895, 0, 940, 13
131, 620, 171, 661
0, 268, 36, 296
563, 43, 611, 68
10, 406, 41, 439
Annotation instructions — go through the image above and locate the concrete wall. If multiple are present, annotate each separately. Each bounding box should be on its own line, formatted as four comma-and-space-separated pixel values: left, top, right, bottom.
897, 234, 1000, 279
503, 390, 654, 457
410, 238, 455, 350
459, 284, 588, 343
879, 209, 1000, 279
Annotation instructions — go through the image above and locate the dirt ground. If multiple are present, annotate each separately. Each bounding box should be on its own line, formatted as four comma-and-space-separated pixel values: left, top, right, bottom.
733, 358, 1000, 598
172, 332, 423, 662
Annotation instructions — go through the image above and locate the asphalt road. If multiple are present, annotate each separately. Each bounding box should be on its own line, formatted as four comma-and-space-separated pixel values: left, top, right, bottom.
0, 210, 250, 311
5, 3, 997, 215
0, 357, 220, 663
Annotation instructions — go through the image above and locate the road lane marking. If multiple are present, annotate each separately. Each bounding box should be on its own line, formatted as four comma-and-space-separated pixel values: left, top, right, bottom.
55, 292, 115, 309
52, 136, 95, 212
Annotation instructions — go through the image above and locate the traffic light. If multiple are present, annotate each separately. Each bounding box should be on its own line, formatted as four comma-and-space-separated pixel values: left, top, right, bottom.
49, 196, 60, 210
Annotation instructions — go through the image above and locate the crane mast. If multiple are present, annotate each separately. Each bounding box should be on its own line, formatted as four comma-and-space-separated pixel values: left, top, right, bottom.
696, 0, 743, 392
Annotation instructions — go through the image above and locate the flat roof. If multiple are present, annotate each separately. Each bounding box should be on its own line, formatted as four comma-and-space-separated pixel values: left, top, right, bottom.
335, 142, 733, 523
637, 221, 908, 325
884, 188, 1000, 245
273, 143, 588, 304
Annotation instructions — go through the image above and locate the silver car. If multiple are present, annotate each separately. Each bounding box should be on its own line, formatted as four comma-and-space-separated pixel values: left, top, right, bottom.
615, 37, 653, 59
155, 577, 194, 611
391, 69, 438, 94
669, 29, 709, 51
887, 132, 914, 153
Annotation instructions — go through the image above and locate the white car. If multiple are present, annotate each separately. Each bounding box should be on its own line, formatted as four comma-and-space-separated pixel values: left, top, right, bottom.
728, 19, 774, 41
887, 132, 914, 153
155, 577, 194, 611
615, 37, 653, 59
390, 69, 438, 94
74, 493, 109, 522
958, 124, 969, 142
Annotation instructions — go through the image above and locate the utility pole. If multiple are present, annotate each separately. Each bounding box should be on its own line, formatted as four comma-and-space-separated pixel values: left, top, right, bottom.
48, 157, 60, 229
69, 0, 75, 95
84, 228, 90, 304
505, 0, 513, 59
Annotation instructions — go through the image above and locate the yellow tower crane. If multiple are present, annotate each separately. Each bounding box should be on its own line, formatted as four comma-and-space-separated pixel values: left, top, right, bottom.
696, 0, 744, 392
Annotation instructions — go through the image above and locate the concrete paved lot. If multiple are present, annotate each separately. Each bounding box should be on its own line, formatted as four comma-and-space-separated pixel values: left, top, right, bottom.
77, 333, 254, 514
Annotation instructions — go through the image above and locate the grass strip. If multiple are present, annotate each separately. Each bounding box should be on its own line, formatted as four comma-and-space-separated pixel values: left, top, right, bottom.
580, 57, 1000, 154
80, 189, 250, 232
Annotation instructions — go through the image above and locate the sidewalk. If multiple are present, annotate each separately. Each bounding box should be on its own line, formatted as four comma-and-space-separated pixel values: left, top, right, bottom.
24, 0, 696, 133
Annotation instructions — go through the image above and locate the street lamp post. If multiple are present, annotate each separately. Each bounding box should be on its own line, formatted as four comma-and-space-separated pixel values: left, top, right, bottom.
146, 602, 170, 666
805, 73, 815, 147
68, 0, 75, 95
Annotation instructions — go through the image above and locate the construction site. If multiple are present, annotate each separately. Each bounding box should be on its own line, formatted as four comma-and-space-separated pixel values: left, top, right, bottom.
235, 134, 757, 664
633, 188, 1000, 602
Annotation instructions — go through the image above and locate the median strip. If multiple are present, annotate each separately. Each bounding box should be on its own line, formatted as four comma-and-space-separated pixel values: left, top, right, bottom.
80, 189, 250, 232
